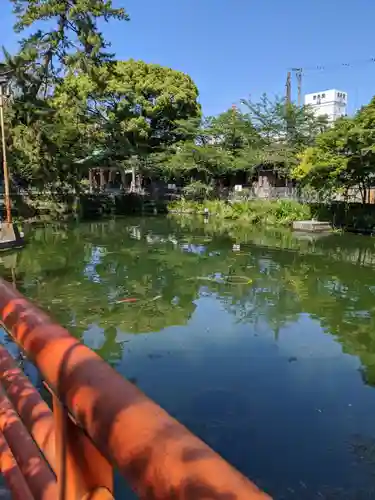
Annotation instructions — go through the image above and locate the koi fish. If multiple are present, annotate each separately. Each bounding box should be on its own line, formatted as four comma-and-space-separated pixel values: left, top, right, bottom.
116, 298, 138, 304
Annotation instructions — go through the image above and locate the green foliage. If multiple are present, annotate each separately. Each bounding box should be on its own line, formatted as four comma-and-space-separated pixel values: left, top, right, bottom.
208, 108, 260, 156
241, 94, 329, 176
182, 181, 213, 201
2, 1, 330, 196
7, 94, 95, 187
57, 59, 201, 163
163, 106, 262, 182
4, 2, 201, 189
4, 0, 129, 187
163, 96, 328, 190
295, 98, 375, 203
10, 0, 128, 85
5, 1, 369, 203
168, 199, 311, 226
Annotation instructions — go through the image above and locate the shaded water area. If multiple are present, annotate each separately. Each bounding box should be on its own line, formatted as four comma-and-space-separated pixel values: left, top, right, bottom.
2, 216, 375, 498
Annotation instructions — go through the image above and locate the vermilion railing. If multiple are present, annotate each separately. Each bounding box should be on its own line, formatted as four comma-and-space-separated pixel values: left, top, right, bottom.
0, 278, 271, 500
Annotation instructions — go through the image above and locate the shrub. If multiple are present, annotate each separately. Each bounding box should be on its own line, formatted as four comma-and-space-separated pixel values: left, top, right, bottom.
168, 199, 311, 226
182, 181, 213, 201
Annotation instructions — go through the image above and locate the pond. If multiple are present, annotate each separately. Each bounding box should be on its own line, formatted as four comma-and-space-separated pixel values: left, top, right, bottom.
2, 216, 375, 499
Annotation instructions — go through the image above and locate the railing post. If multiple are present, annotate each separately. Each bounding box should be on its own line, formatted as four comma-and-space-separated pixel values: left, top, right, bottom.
0, 386, 57, 499
53, 394, 113, 500
0, 432, 34, 500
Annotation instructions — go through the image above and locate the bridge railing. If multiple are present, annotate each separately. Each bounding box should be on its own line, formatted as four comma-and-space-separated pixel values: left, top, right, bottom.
0, 278, 271, 500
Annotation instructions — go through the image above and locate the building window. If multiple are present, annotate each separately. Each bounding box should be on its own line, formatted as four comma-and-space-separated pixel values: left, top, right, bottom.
313, 95, 316, 100
342, 94, 346, 100
322, 93, 326, 98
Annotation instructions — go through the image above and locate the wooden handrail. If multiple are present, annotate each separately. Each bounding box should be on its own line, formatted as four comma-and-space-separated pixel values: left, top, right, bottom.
0, 386, 57, 499
0, 432, 34, 500
0, 346, 56, 471
0, 278, 271, 499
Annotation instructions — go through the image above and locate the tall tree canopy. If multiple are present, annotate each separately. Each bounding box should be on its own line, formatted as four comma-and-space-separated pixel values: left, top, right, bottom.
4, 0, 128, 188
9, 0, 128, 92
3, 0, 355, 199
56, 59, 201, 160
241, 95, 329, 176
161, 96, 329, 193
161, 107, 260, 185
294, 98, 375, 203
5, 1, 201, 188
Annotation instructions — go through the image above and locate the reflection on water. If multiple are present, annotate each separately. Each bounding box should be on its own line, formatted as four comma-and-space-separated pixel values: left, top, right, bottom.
3, 217, 375, 498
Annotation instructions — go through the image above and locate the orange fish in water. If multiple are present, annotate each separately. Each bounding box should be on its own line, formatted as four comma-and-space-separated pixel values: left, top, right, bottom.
116, 298, 138, 304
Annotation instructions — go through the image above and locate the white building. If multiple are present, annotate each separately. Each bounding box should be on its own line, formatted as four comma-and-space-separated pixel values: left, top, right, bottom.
304, 89, 348, 123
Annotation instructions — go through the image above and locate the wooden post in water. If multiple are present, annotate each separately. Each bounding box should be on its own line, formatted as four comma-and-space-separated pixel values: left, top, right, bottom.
0, 84, 11, 224
0, 63, 25, 249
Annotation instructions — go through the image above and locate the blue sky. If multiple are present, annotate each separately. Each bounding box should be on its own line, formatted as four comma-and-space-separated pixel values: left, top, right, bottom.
2, 0, 375, 116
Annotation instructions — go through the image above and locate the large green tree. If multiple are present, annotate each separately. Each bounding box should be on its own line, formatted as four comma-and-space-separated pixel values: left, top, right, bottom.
294, 98, 375, 203
241, 94, 329, 176
6, 0, 201, 186
4, 0, 129, 188
9, 0, 128, 93
56, 59, 201, 164
160, 96, 328, 194
161, 107, 261, 189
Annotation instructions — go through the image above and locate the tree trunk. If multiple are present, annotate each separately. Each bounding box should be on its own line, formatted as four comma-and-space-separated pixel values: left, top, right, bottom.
100, 168, 105, 191
89, 169, 93, 193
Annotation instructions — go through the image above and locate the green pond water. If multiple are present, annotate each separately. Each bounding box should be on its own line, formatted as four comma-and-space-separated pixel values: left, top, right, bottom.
2, 217, 375, 499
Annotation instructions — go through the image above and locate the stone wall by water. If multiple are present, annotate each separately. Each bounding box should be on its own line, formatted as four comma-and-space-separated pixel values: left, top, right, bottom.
6, 192, 375, 234
311, 202, 375, 233
6, 192, 168, 221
